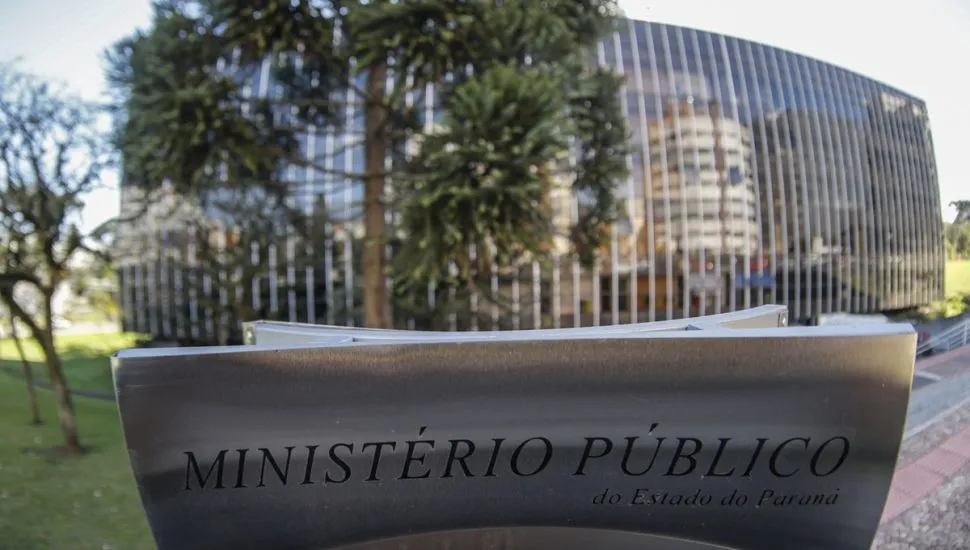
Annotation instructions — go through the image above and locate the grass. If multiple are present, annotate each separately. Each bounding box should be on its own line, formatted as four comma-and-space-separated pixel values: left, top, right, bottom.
62, 310, 116, 324
0, 332, 145, 395
0, 373, 155, 549
946, 260, 970, 297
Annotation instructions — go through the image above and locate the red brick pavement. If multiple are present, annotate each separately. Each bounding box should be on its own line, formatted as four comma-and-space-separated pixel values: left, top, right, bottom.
880, 346, 970, 524
881, 425, 970, 523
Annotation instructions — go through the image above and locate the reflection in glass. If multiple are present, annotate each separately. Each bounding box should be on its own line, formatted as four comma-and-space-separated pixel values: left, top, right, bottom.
117, 19, 945, 338
582, 19, 944, 325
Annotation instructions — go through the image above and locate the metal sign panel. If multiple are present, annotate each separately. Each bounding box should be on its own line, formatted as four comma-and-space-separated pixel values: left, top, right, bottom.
243, 305, 790, 346
112, 315, 914, 550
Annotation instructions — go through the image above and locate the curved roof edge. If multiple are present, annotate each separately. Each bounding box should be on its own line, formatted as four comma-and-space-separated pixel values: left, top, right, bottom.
619, 16, 926, 105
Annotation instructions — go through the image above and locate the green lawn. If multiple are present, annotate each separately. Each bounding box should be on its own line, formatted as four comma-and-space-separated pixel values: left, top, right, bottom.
0, 375, 155, 549
0, 332, 145, 394
62, 310, 117, 324
946, 260, 970, 297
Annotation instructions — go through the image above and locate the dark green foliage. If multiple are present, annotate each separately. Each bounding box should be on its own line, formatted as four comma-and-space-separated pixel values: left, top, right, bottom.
201, 0, 341, 65
202, 0, 349, 128
393, 63, 570, 288
349, 0, 484, 92
389, 0, 628, 302
946, 220, 970, 260
106, 0, 344, 211
108, 0, 628, 327
947, 200, 970, 261
567, 66, 629, 265
108, 6, 234, 197
540, 0, 622, 44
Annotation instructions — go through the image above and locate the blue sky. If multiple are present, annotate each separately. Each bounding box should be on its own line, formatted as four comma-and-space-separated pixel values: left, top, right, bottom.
1, 0, 966, 233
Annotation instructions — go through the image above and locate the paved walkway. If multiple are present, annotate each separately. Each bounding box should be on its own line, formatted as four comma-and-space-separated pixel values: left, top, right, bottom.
874, 347, 970, 549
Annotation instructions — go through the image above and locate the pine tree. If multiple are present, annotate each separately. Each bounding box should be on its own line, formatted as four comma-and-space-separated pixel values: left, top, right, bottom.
108, 0, 628, 329
366, 0, 628, 326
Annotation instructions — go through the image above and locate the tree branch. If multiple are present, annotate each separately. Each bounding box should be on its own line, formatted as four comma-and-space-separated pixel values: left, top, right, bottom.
0, 289, 43, 340
0, 271, 45, 290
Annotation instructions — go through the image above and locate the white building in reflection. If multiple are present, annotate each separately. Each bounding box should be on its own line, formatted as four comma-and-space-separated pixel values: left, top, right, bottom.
116, 19, 944, 340
647, 99, 760, 258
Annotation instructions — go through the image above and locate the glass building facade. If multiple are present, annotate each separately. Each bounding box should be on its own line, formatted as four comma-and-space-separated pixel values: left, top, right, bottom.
117, 19, 945, 342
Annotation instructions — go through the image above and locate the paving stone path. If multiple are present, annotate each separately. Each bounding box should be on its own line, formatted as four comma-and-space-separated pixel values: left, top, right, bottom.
874, 347, 970, 549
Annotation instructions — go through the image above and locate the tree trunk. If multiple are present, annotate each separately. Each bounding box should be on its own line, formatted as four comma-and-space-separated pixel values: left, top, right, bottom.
10, 318, 41, 425
41, 333, 82, 452
39, 294, 82, 453
363, 64, 389, 328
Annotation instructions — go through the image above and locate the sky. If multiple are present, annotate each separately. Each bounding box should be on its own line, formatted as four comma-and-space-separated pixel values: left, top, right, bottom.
0, 0, 966, 233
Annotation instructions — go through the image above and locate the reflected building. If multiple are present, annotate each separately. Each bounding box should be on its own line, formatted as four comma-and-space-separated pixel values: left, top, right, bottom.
647, 99, 760, 258
118, 19, 945, 341
591, 19, 944, 325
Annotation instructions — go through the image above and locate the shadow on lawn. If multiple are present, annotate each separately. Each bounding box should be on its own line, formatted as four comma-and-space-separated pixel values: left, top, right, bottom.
22, 443, 106, 462
0, 339, 146, 396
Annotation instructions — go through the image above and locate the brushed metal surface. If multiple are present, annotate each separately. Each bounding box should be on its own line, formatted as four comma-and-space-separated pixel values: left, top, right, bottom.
113, 324, 915, 550
242, 305, 789, 346
332, 527, 735, 550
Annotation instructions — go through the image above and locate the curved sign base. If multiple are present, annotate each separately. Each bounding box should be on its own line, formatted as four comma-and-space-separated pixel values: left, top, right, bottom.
113, 308, 914, 550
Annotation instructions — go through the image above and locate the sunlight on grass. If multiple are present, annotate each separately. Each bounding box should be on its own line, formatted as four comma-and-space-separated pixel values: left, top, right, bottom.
0, 332, 146, 394
0, 376, 155, 549
946, 260, 970, 297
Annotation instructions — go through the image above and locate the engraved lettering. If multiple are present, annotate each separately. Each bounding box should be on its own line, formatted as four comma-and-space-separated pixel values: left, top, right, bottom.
325, 443, 353, 484
665, 438, 702, 476
769, 437, 810, 478
175, 427, 855, 491
510, 437, 552, 477
574, 437, 613, 476
234, 448, 248, 488
443, 439, 476, 478
400, 427, 434, 480
758, 488, 840, 507
592, 488, 612, 504
257, 447, 294, 487
361, 441, 397, 481
301, 445, 318, 485
184, 450, 227, 491
629, 488, 712, 506
705, 438, 736, 477
621, 423, 664, 476
742, 438, 768, 477
810, 437, 850, 477
483, 438, 505, 477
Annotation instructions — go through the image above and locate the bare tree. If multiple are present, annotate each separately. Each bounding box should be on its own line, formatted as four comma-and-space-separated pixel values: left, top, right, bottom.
0, 64, 113, 453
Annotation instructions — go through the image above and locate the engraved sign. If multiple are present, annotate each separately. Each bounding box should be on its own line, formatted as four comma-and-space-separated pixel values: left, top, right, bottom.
112, 306, 914, 550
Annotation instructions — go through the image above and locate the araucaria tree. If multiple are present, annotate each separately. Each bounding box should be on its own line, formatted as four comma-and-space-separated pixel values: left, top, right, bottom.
366, 1, 629, 326
0, 64, 114, 453
109, 0, 628, 329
